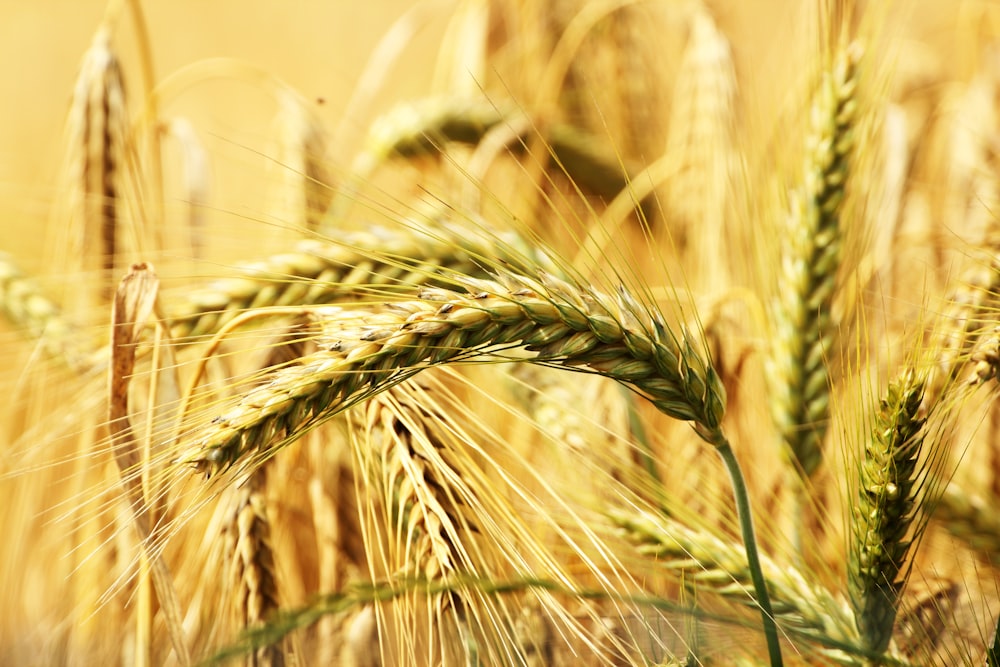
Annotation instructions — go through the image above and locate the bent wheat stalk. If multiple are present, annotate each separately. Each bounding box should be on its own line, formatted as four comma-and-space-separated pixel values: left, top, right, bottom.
177, 267, 783, 666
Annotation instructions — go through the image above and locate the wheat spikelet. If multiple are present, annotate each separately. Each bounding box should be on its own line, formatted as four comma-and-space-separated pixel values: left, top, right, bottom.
612, 510, 861, 663
848, 370, 926, 655
768, 42, 862, 481
178, 269, 725, 475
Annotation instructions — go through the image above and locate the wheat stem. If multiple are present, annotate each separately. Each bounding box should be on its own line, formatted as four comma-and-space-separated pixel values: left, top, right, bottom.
715, 437, 783, 667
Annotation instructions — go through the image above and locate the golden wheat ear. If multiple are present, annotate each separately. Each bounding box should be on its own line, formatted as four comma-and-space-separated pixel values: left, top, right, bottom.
177, 270, 724, 475
63, 26, 130, 304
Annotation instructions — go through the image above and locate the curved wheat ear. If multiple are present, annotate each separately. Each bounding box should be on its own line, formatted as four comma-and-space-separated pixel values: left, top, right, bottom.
848, 371, 926, 655
768, 42, 862, 480
331, 97, 641, 217
166, 222, 559, 342
613, 510, 861, 663
178, 269, 724, 475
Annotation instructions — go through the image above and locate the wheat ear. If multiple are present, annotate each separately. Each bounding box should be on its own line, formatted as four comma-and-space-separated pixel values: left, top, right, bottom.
272, 89, 332, 232
932, 482, 1000, 568
0, 252, 97, 370
179, 270, 725, 473
665, 6, 738, 286
613, 510, 861, 662
929, 232, 1000, 398
166, 223, 558, 342
228, 467, 284, 667
768, 43, 861, 480
66, 26, 128, 300
848, 371, 926, 655
332, 98, 642, 218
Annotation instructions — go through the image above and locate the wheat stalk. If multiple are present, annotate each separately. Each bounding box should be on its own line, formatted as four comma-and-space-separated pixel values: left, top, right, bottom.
768, 42, 862, 481
848, 370, 927, 656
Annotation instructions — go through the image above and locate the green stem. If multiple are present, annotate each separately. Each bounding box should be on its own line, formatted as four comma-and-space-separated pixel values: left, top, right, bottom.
713, 434, 783, 667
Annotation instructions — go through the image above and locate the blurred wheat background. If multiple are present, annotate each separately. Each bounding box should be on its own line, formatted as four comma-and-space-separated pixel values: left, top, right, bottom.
2, 1, 1000, 665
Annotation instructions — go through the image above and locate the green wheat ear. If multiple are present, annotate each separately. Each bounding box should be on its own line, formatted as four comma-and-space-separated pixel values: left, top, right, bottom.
769, 42, 862, 481
849, 370, 925, 655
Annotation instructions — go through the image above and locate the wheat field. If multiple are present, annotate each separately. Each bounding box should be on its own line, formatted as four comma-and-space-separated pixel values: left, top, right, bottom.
2, 1, 1000, 665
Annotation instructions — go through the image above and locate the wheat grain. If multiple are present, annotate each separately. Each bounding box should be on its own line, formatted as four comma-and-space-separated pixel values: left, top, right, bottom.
178, 269, 724, 474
